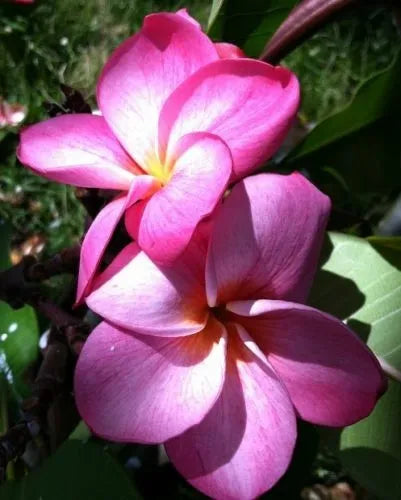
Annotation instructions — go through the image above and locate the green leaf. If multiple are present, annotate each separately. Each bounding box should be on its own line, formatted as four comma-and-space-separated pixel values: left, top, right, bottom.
310, 232, 401, 498
288, 50, 401, 161
208, 0, 298, 57
0, 440, 141, 500
309, 232, 401, 371
208, 0, 225, 31
340, 380, 401, 500
0, 220, 39, 397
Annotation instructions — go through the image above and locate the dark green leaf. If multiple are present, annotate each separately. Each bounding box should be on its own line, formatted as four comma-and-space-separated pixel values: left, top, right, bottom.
310, 233, 401, 497
288, 50, 401, 160
208, 0, 298, 57
0, 440, 141, 500
296, 114, 401, 223
309, 232, 401, 371
0, 221, 38, 397
340, 380, 401, 500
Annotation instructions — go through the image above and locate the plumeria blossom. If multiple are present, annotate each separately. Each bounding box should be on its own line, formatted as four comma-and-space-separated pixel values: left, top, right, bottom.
0, 98, 26, 128
75, 173, 385, 499
17, 9, 299, 302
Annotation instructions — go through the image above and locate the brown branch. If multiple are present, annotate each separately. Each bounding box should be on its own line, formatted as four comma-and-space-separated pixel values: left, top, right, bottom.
260, 0, 359, 64
0, 246, 80, 309
0, 424, 31, 481
0, 319, 89, 479
26, 245, 80, 281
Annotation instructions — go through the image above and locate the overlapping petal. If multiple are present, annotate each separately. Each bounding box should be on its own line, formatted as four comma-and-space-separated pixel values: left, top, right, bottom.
97, 12, 218, 170
125, 132, 232, 264
158, 59, 299, 179
228, 300, 386, 426
206, 173, 331, 307
74, 319, 227, 443
76, 175, 158, 303
18, 114, 137, 189
166, 325, 296, 500
215, 42, 246, 59
86, 239, 208, 337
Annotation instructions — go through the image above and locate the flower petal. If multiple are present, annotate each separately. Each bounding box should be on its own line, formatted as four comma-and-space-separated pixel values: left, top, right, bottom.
215, 42, 246, 59
206, 172, 331, 307
76, 175, 157, 303
86, 239, 208, 337
158, 58, 299, 179
125, 132, 232, 265
97, 12, 218, 170
75, 318, 227, 443
166, 324, 296, 499
18, 114, 137, 189
228, 299, 387, 426
176, 8, 201, 29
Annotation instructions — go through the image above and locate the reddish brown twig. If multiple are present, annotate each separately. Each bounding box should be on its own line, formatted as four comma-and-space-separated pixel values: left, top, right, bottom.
26, 245, 80, 281
0, 318, 89, 479
260, 0, 359, 64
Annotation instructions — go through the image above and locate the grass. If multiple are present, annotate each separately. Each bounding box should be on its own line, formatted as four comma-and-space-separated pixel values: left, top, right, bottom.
0, 0, 208, 256
0, 1, 399, 255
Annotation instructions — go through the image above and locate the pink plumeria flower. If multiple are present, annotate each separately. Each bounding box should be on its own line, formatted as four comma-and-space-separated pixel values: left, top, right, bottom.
75, 173, 385, 499
17, 10, 299, 302
0, 98, 26, 128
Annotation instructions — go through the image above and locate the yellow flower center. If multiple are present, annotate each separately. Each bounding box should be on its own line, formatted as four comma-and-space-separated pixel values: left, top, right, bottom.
146, 155, 173, 186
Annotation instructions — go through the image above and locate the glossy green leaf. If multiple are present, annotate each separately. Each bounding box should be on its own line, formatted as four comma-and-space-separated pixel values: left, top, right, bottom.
310, 232, 401, 498
287, 114, 401, 215
289, 50, 401, 160
309, 232, 401, 371
0, 220, 39, 397
0, 440, 141, 500
208, 0, 225, 30
340, 380, 401, 500
208, 0, 298, 57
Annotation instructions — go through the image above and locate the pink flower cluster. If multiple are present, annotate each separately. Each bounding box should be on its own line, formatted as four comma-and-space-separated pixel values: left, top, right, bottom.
18, 10, 385, 499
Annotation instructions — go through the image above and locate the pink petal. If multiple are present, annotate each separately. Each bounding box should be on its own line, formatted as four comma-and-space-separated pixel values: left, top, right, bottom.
86, 239, 208, 337
158, 59, 299, 179
75, 318, 227, 443
215, 42, 246, 59
97, 12, 218, 170
176, 8, 201, 29
228, 299, 387, 426
206, 172, 331, 307
18, 114, 137, 189
166, 324, 296, 499
76, 175, 158, 303
125, 132, 232, 265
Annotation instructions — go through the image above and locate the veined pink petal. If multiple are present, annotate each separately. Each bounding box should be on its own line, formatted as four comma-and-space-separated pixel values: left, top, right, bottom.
158, 58, 299, 179
166, 325, 296, 499
75, 319, 227, 443
86, 239, 208, 337
76, 175, 157, 303
228, 299, 387, 426
206, 173, 331, 307
215, 42, 246, 59
97, 12, 218, 170
125, 132, 232, 265
18, 114, 137, 189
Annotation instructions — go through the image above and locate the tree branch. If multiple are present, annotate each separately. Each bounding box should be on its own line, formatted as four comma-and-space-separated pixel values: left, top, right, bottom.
260, 0, 359, 64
